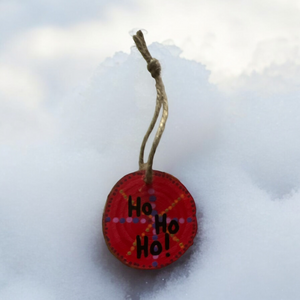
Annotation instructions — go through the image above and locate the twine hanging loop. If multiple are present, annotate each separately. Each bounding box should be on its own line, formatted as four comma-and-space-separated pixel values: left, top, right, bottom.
132, 30, 168, 184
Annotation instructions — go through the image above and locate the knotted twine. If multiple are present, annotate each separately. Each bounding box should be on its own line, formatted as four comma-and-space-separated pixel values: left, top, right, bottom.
132, 30, 169, 184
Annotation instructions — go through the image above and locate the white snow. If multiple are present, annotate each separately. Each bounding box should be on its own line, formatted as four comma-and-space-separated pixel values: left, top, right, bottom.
1, 40, 300, 300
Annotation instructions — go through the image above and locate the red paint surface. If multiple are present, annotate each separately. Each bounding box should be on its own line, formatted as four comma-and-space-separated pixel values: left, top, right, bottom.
102, 170, 198, 269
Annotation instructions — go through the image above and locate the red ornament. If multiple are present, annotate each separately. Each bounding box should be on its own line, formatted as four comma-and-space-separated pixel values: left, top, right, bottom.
102, 31, 198, 269
103, 170, 197, 269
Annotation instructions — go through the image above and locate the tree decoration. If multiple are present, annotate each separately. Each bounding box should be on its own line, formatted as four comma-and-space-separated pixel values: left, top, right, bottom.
102, 30, 197, 269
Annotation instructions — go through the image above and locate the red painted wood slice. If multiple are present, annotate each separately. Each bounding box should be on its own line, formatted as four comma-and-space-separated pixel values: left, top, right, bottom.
102, 170, 197, 269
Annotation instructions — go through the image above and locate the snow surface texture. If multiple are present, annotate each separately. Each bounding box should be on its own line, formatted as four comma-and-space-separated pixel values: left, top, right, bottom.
1, 43, 300, 300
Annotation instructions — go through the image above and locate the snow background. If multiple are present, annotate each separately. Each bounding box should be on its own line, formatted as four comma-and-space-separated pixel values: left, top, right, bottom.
1, 1, 300, 299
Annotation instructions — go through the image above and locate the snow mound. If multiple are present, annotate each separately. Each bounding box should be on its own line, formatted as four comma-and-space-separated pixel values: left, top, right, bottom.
1, 43, 300, 300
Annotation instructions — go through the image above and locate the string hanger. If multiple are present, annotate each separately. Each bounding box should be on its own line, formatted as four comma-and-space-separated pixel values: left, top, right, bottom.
132, 30, 169, 184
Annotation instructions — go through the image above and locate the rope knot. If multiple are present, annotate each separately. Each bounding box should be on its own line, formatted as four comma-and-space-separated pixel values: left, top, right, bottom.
147, 58, 161, 78
133, 30, 168, 184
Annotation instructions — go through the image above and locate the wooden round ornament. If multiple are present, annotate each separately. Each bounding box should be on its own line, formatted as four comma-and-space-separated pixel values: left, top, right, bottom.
103, 170, 197, 269
102, 30, 198, 269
